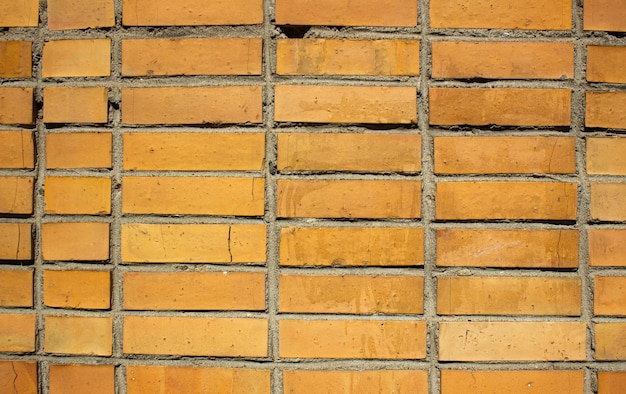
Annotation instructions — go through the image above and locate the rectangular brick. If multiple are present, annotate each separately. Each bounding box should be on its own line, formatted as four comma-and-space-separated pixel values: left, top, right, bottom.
0, 361, 36, 394
0, 131, 34, 169
122, 177, 264, 216
586, 92, 626, 129
437, 276, 581, 315
430, 88, 571, 126
275, 0, 417, 27
123, 316, 268, 357
439, 322, 586, 361
276, 39, 420, 76
432, 41, 574, 79
0, 223, 32, 260
588, 46, 626, 83
49, 364, 115, 394
44, 270, 111, 309
0, 270, 32, 307
0, 0, 38, 27
275, 85, 417, 124
589, 229, 626, 267
123, 271, 265, 310
123, 132, 264, 171
591, 183, 626, 221
430, 0, 571, 30
279, 274, 424, 314
0, 313, 35, 352
280, 227, 424, 267
0, 177, 33, 215
0, 41, 32, 78
277, 133, 421, 172
441, 370, 584, 394
46, 132, 112, 169
280, 319, 426, 359
283, 370, 428, 394
43, 87, 108, 124
121, 223, 266, 264
126, 366, 270, 394
42, 222, 109, 261
437, 229, 579, 268
0, 88, 33, 125
434, 136, 576, 174
436, 181, 577, 221
594, 276, 626, 316
584, 0, 626, 32
598, 372, 626, 394
587, 137, 626, 175
42, 39, 110, 77
47, 0, 114, 30
44, 176, 111, 215
122, 0, 263, 26
44, 316, 112, 356
122, 38, 262, 76
595, 323, 626, 360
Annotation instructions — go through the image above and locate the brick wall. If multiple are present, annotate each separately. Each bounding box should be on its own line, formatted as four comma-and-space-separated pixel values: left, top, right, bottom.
1, 0, 625, 393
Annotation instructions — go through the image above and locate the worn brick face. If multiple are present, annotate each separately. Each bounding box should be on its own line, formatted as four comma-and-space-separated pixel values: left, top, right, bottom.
0, 131, 34, 169
47, 0, 115, 30
0, 41, 32, 78
44, 316, 112, 356
0, 361, 37, 394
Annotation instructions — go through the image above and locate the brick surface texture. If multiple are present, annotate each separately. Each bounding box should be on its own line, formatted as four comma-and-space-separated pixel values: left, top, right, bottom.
0, 1, 625, 393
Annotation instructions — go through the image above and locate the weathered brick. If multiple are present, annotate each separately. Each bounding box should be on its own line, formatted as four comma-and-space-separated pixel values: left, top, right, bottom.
0, 131, 34, 169
280, 319, 426, 359
49, 364, 115, 394
432, 41, 574, 79
42, 39, 111, 77
122, 38, 262, 76
595, 323, 626, 360
441, 370, 584, 394
594, 276, 626, 316
47, 0, 115, 30
123, 316, 268, 357
43, 87, 108, 124
123, 132, 264, 171
0, 361, 36, 394
0, 313, 35, 352
44, 176, 111, 215
280, 227, 424, 267
121, 223, 266, 264
275, 85, 417, 124
439, 322, 586, 361
44, 316, 112, 356
0, 177, 33, 215
437, 277, 581, 315
0, 41, 32, 78
587, 46, 626, 83
584, 0, 626, 32
123, 271, 265, 310
590, 183, 626, 221
430, 88, 571, 126
276, 39, 420, 76
598, 372, 626, 394
283, 370, 428, 394
46, 132, 112, 169
44, 270, 111, 309
434, 136, 576, 174
587, 137, 626, 175
0, 0, 38, 27
279, 274, 424, 314
277, 133, 421, 172
0, 223, 32, 261
586, 92, 626, 129
122, 177, 265, 216
436, 181, 577, 220
0, 270, 32, 307
41, 222, 110, 261
0, 88, 33, 125
589, 229, 626, 267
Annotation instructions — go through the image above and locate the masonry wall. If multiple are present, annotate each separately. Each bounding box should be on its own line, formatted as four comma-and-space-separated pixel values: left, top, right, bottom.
1, 0, 626, 393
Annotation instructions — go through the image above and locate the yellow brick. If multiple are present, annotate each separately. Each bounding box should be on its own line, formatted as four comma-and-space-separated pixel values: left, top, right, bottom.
595, 323, 626, 360
0, 131, 35, 169
44, 177, 111, 215
43, 87, 108, 124
588, 46, 626, 83
0, 270, 32, 307
589, 229, 626, 267
0, 0, 38, 27
441, 370, 584, 394
42, 39, 111, 77
283, 370, 428, 394
46, 132, 112, 169
594, 276, 626, 316
586, 92, 626, 129
0, 313, 35, 352
0, 88, 33, 125
0, 223, 32, 260
44, 316, 112, 356
584, 0, 626, 32
590, 183, 626, 221
47, 0, 115, 30
44, 270, 111, 309
0, 41, 32, 78
0, 177, 33, 215
41, 222, 110, 261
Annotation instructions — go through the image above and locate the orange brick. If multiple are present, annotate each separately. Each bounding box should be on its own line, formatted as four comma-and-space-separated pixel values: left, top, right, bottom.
587, 137, 626, 175
432, 41, 574, 79
0, 361, 36, 394
589, 229, 626, 267
47, 0, 115, 30
127, 366, 270, 394
591, 183, 626, 221
50, 364, 114, 394
122, 0, 263, 26
430, 88, 571, 126
596, 323, 626, 360
439, 322, 586, 361
434, 136, 576, 174
122, 177, 264, 216
0, 0, 38, 27
123, 271, 265, 310
44, 315, 112, 356
278, 180, 421, 219
276, 0, 417, 26
0, 177, 33, 215
280, 274, 424, 314
0, 131, 34, 168
0, 313, 35, 352
41, 222, 109, 261
588, 46, 626, 83
46, 132, 112, 169
275, 85, 417, 124
123, 316, 268, 357
0, 88, 33, 125
0, 223, 32, 261
44, 176, 111, 215
277, 133, 421, 172
430, 0, 571, 30
436, 181, 577, 220
122, 38, 262, 76
121, 223, 266, 264
586, 92, 626, 129
584, 0, 626, 31
0, 41, 32, 78
0, 270, 32, 307
43, 87, 108, 124
280, 319, 426, 359
441, 370, 584, 394
42, 39, 110, 77
437, 229, 579, 268
276, 39, 420, 76
437, 276, 581, 315
280, 227, 424, 267
283, 370, 428, 394
122, 86, 262, 125
44, 270, 111, 309
598, 371, 626, 394
594, 276, 626, 316
123, 132, 264, 171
